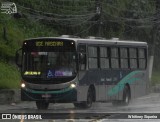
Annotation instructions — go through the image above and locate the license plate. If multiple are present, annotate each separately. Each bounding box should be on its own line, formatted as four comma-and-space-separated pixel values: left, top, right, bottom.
42, 94, 51, 98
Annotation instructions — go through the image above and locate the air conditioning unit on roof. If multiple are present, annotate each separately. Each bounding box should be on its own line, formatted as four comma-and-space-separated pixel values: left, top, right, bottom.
86, 36, 105, 39
60, 35, 80, 38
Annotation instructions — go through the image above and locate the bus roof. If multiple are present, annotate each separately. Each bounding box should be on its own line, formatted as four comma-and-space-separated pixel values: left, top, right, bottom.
25, 36, 147, 46
76, 38, 147, 46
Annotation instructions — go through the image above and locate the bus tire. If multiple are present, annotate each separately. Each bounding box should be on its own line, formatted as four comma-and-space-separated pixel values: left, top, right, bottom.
122, 85, 130, 105
36, 101, 49, 110
83, 88, 93, 108
74, 88, 93, 109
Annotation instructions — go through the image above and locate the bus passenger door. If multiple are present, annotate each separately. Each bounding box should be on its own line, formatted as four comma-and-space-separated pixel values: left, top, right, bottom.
77, 44, 88, 102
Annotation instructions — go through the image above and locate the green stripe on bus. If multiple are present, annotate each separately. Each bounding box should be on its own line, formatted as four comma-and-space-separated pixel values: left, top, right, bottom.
25, 87, 73, 94
108, 71, 142, 96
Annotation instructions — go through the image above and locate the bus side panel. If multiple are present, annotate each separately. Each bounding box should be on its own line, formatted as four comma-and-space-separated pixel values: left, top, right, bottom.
78, 70, 101, 102
132, 71, 148, 99
105, 69, 124, 101
96, 70, 112, 102
106, 70, 146, 101
95, 85, 99, 101
106, 85, 114, 101
77, 71, 88, 102
119, 70, 147, 100
106, 85, 124, 101
117, 84, 124, 100
97, 85, 106, 101
77, 85, 88, 102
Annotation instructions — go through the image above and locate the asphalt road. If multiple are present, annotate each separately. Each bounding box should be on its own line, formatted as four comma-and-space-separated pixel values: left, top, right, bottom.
0, 93, 160, 122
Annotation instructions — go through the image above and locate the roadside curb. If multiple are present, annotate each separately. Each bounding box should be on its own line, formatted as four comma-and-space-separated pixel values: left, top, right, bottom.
0, 89, 21, 104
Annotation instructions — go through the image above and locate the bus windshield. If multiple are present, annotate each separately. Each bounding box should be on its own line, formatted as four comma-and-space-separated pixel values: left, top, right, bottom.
22, 51, 77, 78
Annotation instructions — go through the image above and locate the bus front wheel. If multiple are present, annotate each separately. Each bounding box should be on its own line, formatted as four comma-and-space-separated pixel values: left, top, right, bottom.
36, 101, 49, 110
84, 89, 93, 108
74, 88, 93, 108
83, 88, 93, 108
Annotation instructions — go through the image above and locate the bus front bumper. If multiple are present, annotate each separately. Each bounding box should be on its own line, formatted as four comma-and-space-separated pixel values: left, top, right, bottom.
21, 87, 77, 103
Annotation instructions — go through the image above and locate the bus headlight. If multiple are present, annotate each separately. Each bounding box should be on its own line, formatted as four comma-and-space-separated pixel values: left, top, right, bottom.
21, 83, 26, 88
70, 83, 76, 88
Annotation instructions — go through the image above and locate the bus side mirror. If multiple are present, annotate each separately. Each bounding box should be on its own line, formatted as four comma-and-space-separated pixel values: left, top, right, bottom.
15, 48, 22, 67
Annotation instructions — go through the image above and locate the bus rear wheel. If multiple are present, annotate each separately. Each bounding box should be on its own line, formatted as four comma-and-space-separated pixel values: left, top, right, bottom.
112, 86, 130, 106
36, 101, 49, 110
122, 86, 130, 105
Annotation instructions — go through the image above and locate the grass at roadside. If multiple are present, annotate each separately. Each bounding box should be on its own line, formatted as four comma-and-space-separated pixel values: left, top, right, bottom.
151, 71, 160, 86
0, 61, 20, 89
0, 13, 58, 89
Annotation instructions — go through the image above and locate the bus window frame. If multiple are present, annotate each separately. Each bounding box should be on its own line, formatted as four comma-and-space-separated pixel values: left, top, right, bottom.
119, 47, 129, 69
129, 47, 138, 70
110, 46, 120, 69
99, 46, 110, 69
88, 45, 99, 69
137, 47, 147, 70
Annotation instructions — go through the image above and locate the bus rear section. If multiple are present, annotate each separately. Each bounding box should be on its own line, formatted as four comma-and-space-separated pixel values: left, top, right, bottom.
16, 38, 78, 109
75, 40, 148, 106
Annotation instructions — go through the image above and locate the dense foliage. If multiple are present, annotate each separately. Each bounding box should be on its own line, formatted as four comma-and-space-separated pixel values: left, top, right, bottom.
1, 0, 159, 65
9, 0, 156, 40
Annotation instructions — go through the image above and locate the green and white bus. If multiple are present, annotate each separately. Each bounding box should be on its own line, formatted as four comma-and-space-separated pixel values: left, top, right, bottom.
16, 36, 148, 109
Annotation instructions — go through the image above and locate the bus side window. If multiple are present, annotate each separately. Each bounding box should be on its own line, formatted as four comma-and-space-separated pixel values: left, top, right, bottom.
100, 47, 109, 69
111, 47, 119, 68
138, 48, 146, 69
120, 48, 128, 69
88, 46, 98, 69
129, 48, 137, 69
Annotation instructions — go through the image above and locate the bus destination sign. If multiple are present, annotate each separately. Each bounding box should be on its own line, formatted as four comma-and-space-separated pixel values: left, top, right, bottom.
36, 41, 63, 47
